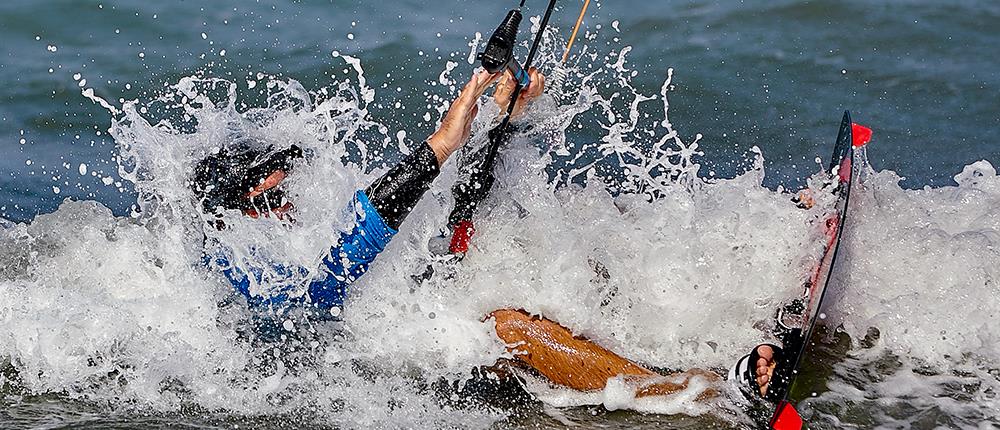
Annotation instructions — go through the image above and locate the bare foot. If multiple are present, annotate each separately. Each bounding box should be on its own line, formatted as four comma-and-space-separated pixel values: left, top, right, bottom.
754, 345, 778, 396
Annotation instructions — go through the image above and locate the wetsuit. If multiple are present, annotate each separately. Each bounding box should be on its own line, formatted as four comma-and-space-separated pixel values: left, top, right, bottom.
205, 141, 440, 316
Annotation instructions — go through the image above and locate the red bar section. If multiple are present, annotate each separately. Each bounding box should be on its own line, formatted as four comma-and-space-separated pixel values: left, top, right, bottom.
449, 220, 476, 254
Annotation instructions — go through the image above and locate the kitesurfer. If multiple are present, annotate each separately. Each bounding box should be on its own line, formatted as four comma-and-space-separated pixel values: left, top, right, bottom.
190, 52, 774, 403
191, 68, 543, 324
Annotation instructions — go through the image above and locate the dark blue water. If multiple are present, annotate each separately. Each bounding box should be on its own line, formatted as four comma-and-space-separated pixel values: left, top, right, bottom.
2, 0, 998, 222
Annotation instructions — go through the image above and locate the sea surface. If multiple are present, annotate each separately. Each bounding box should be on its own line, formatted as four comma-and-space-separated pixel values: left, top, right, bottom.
1, 1, 999, 429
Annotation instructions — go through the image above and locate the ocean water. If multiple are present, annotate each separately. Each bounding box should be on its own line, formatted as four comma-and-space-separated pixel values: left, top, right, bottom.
1, 1, 999, 429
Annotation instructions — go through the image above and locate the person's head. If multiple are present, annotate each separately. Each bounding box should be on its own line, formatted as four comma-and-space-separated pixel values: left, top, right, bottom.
191, 143, 303, 224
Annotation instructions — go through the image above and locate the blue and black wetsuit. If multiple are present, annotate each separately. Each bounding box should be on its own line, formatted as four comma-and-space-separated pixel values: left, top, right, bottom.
205, 142, 440, 317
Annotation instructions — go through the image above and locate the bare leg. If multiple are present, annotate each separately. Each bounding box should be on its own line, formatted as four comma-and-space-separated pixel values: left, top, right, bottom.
489, 309, 721, 397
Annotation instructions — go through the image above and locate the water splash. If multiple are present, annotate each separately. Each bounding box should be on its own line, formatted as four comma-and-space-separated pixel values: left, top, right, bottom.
1, 13, 999, 430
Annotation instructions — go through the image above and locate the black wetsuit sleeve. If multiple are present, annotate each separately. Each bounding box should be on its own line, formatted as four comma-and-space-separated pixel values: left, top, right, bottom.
365, 141, 441, 230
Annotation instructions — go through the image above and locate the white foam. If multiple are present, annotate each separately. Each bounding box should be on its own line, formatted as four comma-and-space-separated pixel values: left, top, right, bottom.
0, 16, 997, 429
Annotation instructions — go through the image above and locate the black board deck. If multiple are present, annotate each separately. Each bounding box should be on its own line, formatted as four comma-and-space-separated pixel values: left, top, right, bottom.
765, 111, 871, 430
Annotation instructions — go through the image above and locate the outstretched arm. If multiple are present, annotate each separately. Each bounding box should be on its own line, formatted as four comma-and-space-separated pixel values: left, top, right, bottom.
306, 71, 501, 310
366, 70, 501, 229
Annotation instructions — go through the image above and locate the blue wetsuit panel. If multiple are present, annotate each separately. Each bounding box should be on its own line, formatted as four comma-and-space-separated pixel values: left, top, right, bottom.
208, 189, 397, 312
307, 190, 396, 310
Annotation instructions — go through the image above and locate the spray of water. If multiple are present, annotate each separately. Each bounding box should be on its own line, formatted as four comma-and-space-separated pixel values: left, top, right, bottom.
1, 14, 998, 429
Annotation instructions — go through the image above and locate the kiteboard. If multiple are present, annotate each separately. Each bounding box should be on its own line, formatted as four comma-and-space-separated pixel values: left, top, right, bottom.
765, 111, 872, 429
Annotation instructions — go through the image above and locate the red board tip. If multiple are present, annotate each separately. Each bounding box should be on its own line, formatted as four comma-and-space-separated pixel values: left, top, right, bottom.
449, 220, 476, 254
851, 123, 872, 147
771, 401, 804, 430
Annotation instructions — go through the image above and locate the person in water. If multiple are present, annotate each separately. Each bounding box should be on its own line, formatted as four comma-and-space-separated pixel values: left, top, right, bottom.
190, 62, 779, 405
190, 68, 544, 320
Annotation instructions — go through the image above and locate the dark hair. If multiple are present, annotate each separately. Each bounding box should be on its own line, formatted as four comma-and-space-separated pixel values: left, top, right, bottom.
191, 143, 303, 215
